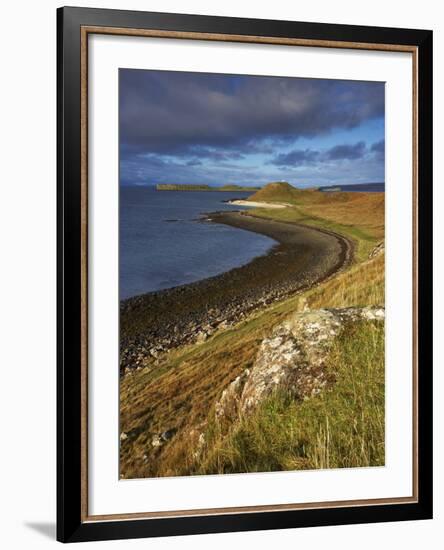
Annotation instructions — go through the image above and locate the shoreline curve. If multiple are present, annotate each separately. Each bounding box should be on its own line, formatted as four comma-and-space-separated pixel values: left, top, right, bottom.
120, 211, 354, 373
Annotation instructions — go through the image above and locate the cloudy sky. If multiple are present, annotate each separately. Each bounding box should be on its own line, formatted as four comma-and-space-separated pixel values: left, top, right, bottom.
119, 69, 385, 188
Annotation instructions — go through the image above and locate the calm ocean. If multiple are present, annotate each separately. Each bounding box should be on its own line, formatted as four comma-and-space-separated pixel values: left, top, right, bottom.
119, 187, 276, 299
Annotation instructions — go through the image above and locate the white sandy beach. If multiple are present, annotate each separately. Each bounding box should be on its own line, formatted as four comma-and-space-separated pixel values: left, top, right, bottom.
228, 199, 289, 209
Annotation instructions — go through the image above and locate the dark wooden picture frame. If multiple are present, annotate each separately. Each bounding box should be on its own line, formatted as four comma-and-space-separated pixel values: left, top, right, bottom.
57, 6, 433, 543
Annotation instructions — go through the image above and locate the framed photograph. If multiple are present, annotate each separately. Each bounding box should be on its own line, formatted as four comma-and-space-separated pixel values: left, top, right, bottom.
57, 6, 433, 543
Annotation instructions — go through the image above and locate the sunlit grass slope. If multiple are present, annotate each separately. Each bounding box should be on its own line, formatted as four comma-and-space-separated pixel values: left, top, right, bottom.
247, 182, 384, 261
193, 320, 385, 474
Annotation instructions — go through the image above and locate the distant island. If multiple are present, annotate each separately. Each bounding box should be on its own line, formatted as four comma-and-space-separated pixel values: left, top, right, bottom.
156, 184, 261, 192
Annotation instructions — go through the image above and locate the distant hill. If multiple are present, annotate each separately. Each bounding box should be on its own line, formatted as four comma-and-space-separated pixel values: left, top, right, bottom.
156, 184, 261, 192
248, 182, 304, 202
248, 181, 319, 203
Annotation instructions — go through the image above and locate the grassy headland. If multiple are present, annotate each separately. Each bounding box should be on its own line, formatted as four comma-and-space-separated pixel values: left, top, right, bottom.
120, 181, 385, 479
245, 182, 384, 262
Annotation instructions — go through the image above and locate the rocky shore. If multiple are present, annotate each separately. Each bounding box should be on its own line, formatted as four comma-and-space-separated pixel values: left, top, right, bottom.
120, 211, 354, 375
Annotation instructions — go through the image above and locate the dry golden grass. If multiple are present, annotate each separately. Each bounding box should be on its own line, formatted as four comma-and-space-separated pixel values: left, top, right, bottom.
302, 193, 385, 237
307, 252, 384, 309
248, 181, 311, 203
120, 318, 270, 478
249, 182, 385, 258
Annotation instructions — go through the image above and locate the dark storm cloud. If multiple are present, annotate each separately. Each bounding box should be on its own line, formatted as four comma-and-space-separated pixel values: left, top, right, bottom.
119, 70, 384, 159
186, 146, 246, 161
270, 141, 369, 167
371, 139, 385, 153
269, 148, 320, 166
326, 141, 366, 160
370, 138, 385, 161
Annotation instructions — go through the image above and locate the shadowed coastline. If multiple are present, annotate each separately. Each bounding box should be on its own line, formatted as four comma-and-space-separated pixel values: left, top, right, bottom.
120, 211, 354, 373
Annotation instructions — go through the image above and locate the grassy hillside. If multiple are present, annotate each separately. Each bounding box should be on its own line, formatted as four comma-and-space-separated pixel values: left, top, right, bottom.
247, 181, 311, 202
247, 182, 384, 262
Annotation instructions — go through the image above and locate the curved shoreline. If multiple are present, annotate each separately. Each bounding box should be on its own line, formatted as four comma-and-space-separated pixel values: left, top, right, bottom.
120, 211, 354, 373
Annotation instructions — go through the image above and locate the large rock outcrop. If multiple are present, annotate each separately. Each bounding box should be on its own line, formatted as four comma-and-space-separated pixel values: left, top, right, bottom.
215, 306, 384, 421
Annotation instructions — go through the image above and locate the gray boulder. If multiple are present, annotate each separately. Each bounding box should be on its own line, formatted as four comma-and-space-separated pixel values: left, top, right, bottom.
215, 306, 384, 420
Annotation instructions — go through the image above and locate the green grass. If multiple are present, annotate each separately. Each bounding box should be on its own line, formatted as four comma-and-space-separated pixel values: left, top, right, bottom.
193, 320, 385, 474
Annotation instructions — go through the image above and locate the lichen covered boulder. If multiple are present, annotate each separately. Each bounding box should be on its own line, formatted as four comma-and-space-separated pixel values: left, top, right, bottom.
215, 306, 384, 421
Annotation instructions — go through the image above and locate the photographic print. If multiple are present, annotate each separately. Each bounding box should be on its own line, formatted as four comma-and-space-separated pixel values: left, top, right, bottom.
58, 9, 432, 541
118, 69, 386, 480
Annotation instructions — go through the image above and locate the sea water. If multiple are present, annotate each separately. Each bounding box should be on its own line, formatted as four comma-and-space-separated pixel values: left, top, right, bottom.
119, 187, 276, 299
